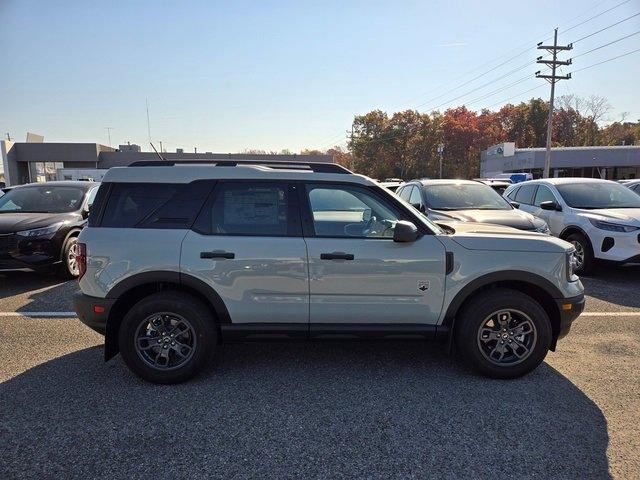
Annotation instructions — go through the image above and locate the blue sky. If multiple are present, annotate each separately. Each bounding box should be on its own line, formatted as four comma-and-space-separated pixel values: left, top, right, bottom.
1, 0, 639, 153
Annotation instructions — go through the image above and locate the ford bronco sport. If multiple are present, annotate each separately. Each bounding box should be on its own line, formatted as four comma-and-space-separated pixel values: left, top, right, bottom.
74, 161, 584, 384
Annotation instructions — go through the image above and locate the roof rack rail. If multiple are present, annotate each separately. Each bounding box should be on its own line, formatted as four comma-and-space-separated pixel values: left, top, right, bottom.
128, 160, 352, 174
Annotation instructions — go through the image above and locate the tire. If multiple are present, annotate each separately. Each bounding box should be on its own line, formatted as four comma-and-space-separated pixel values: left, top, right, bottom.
118, 292, 217, 384
565, 232, 594, 274
57, 236, 80, 280
454, 288, 552, 379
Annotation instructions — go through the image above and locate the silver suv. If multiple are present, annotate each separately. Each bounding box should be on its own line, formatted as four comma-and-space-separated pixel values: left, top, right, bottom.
74, 161, 584, 384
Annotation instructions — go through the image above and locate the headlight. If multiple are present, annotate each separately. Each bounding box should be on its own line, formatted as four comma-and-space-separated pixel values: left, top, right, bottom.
16, 222, 63, 238
588, 218, 639, 233
535, 222, 550, 234
566, 250, 578, 281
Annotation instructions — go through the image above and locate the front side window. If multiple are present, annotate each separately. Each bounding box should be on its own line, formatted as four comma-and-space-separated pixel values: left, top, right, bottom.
533, 185, 557, 206
0, 185, 85, 213
555, 182, 640, 209
306, 184, 399, 238
424, 183, 511, 210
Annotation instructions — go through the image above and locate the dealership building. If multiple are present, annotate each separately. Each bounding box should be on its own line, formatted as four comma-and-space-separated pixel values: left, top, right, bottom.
0, 141, 333, 186
480, 142, 640, 180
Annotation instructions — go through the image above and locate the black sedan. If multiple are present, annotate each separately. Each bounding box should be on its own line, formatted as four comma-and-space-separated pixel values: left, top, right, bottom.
0, 181, 99, 278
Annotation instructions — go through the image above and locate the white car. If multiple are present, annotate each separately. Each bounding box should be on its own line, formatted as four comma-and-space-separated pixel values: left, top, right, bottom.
504, 178, 640, 273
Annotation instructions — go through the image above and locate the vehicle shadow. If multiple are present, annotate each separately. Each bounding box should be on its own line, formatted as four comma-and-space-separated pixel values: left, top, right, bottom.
581, 263, 640, 309
0, 342, 611, 479
0, 271, 77, 312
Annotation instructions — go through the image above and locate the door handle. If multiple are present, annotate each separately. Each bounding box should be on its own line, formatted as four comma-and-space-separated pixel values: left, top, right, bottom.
320, 252, 354, 260
200, 250, 235, 259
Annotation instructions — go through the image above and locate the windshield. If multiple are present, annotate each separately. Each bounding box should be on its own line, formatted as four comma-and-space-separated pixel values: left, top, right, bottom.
389, 189, 443, 234
0, 185, 86, 213
556, 182, 640, 209
425, 183, 512, 211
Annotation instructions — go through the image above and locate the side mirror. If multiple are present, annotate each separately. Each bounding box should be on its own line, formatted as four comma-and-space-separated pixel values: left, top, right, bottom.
509, 201, 520, 209
540, 200, 562, 211
393, 221, 419, 242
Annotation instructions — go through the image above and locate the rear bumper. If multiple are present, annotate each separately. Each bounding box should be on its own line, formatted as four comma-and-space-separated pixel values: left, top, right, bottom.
555, 293, 585, 341
73, 292, 115, 335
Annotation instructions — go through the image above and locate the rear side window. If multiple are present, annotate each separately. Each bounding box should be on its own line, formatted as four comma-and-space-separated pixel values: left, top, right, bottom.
194, 182, 297, 236
505, 186, 519, 200
514, 184, 536, 205
398, 186, 412, 202
100, 182, 209, 229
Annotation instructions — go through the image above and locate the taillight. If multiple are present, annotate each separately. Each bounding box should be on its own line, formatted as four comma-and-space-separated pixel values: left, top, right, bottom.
77, 242, 87, 280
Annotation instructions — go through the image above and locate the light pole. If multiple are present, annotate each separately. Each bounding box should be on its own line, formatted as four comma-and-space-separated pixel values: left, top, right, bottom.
437, 144, 444, 179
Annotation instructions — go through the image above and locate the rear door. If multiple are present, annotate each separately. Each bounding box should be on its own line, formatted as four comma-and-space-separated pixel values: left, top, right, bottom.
180, 181, 309, 324
301, 182, 446, 326
513, 183, 537, 214
531, 184, 564, 235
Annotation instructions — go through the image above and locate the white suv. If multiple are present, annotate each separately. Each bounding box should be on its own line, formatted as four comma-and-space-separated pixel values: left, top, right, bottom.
504, 178, 640, 273
74, 160, 584, 383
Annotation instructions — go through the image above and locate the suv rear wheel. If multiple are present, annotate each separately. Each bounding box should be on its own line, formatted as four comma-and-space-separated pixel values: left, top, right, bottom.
118, 292, 217, 384
455, 289, 552, 379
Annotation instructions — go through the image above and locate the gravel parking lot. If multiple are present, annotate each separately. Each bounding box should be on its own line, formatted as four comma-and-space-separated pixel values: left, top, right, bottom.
1, 266, 639, 479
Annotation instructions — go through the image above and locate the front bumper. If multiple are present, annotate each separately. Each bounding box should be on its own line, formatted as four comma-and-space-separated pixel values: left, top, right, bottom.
589, 228, 640, 263
555, 293, 585, 341
0, 233, 62, 271
73, 292, 115, 335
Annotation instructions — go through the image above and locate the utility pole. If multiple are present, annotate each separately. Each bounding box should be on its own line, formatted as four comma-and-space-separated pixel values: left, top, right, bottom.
5, 132, 11, 141
437, 144, 444, 179
104, 127, 113, 148
536, 28, 572, 178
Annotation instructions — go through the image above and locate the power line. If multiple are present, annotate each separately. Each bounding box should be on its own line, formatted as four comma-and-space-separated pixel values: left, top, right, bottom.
560, 0, 633, 34
486, 85, 546, 109
463, 75, 534, 107
572, 11, 640, 43
573, 29, 640, 59
317, 0, 635, 149
571, 46, 640, 73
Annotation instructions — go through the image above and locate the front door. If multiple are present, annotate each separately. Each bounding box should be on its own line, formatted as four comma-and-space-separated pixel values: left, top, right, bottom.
181, 181, 308, 324
301, 183, 446, 325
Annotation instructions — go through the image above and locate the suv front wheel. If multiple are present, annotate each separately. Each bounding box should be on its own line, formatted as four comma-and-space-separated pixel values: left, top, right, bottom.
455, 289, 552, 379
119, 292, 217, 384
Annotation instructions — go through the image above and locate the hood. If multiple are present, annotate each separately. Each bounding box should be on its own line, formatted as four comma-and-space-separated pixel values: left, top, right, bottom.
574, 208, 640, 226
430, 208, 544, 231
436, 220, 571, 253
0, 212, 78, 234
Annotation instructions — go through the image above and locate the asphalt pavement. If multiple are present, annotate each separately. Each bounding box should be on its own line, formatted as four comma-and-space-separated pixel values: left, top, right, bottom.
0, 265, 639, 479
